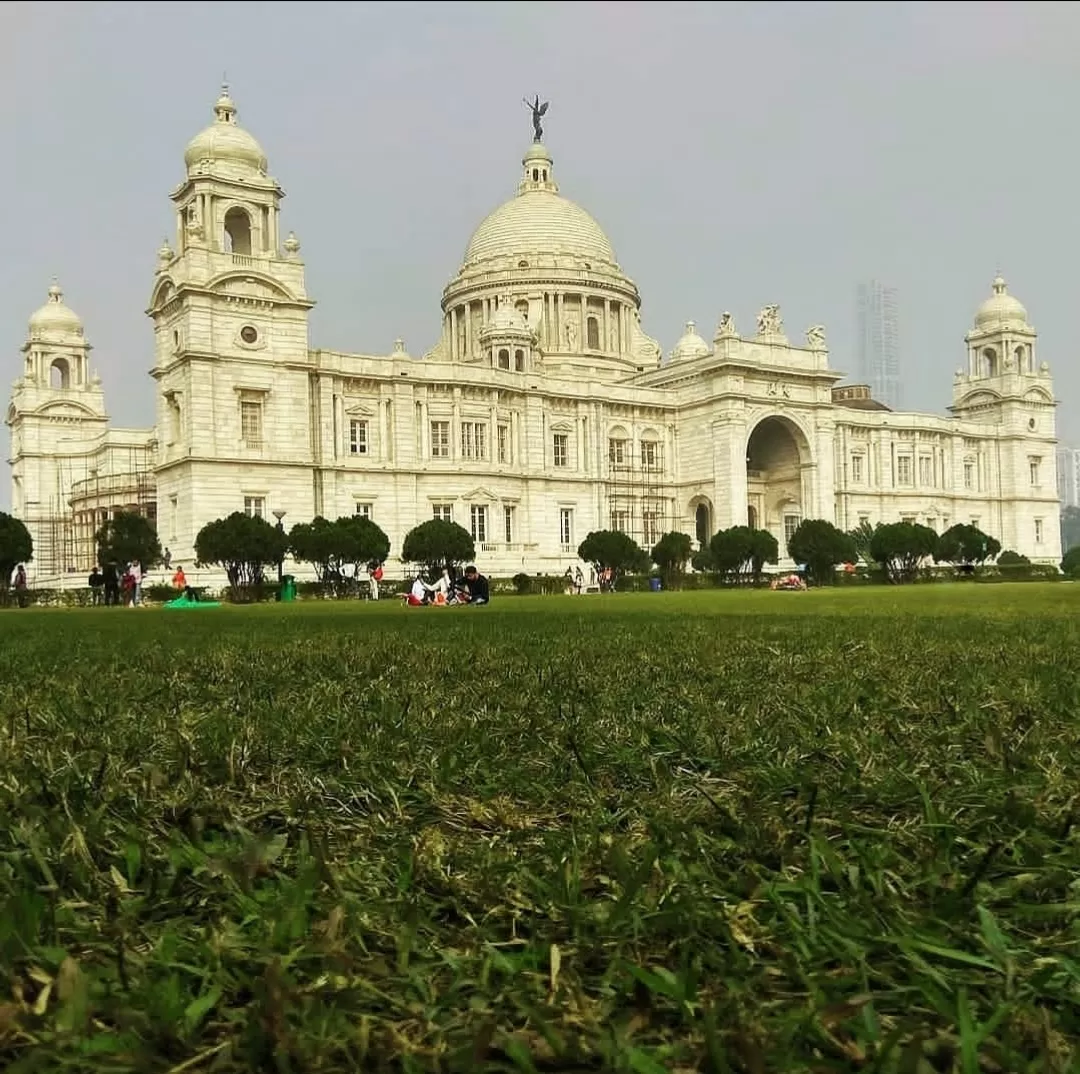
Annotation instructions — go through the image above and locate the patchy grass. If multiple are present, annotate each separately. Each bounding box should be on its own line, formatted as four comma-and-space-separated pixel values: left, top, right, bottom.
1, 586, 1078, 1071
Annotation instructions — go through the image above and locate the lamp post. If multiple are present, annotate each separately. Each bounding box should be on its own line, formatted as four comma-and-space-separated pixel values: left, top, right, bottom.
272, 509, 287, 587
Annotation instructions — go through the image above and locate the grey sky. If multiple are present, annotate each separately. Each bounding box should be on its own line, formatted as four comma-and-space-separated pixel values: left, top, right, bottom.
5, 0, 1080, 512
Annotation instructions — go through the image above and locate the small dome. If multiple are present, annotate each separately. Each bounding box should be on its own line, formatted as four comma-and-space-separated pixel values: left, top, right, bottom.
670, 320, 711, 361
183, 85, 268, 177
463, 142, 617, 267
480, 299, 534, 341
974, 275, 1029, 331
28, 282, 84, 341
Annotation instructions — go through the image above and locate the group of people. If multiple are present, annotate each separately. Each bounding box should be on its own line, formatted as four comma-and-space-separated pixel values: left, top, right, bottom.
404, 564, 489, 606
87, 561, 146, 606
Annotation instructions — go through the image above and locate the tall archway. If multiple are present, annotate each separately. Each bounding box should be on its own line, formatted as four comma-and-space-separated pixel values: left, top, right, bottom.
224, 207, 252, 255
746, 416, 812, 554
690, 497, 713, 549
50, 357, 71, 389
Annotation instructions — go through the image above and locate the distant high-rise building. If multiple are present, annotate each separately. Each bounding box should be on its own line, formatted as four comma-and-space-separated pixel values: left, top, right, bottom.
1057, 447, 1080, 508
856, 281, 901, 409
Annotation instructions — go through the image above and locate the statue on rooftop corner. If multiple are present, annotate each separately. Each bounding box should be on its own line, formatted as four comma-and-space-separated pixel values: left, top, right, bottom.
524, 95, 549, 142
806, 324, 826, 350
717, 312, 737, 337
757, 304, 782, 336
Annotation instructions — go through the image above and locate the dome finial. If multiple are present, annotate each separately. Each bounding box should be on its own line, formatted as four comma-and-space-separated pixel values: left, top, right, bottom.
523, 95, 549, 142
992, 273, 1007, 295
214, 79, 237, 124
48, 278, 63, 302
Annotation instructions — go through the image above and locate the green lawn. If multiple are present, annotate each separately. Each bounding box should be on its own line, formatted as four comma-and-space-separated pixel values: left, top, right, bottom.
1, 585, 1078, 1071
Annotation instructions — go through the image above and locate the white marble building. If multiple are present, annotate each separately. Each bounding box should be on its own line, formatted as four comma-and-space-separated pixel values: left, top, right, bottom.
6, 88, 1062, 580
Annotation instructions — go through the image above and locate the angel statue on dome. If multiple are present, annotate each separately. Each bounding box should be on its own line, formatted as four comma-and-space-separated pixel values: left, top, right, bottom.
524, 95, 549, 142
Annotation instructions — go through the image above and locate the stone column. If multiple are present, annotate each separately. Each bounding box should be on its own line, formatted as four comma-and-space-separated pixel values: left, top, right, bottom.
450, 308, 458, 361
557, 294, 564, 350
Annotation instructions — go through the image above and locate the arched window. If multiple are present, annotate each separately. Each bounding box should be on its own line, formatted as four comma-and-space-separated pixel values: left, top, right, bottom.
50, 357, 71, 390
514, 349, 525, 371
695, 503, 710, 548
586, 316, 600, 350
1014, 345, 1027, 372
224, 207, 252, 255
982, 346, 998, 377
516, 301, 529, 321
498, 348, 510, 370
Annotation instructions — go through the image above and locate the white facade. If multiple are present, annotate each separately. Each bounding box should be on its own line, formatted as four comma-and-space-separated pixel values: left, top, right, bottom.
6, 89, 1062, 579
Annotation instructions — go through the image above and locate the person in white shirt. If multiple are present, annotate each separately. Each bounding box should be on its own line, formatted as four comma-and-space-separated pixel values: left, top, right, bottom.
404, 575, 428, 606
128, 561, 143, 607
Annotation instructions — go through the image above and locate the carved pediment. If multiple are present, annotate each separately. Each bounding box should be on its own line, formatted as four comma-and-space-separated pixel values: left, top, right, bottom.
461, 486, 499, 501
33, 400, 101, 420
1024, 387, 1052, 404
344, 402, 375, 418
958, 390, 1001, 408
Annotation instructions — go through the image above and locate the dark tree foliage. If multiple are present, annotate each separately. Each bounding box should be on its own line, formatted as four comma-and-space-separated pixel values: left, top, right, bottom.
707, 526, 778, 583
401, 519, 475, 575
847, 519, 877, 565
651, 531, 693, 587
290, 516, 390, 585
933, 523, 1001, 568
0, 511, 33, 591
96, 511, 162, 570
788, 519, 857, 585
194, 512, 289, 589
577, 530, 650, 587
869, 521, 939, 584
1062, 545, 1080, 578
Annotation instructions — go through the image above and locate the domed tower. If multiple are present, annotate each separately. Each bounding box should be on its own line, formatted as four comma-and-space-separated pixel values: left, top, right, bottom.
148, 86, 316, 564
478, 296, 538, 372
952, 274, 1058, 558
6, 282, 107, 573
668, 321, 712, 364
437, 123, 662, 378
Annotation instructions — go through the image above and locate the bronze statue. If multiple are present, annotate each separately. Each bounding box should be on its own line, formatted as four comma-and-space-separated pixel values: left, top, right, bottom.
523, 95, 549, 141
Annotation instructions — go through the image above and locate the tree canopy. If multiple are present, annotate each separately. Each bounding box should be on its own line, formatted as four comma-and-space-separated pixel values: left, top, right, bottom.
194, 512, 289, 588
933, 523, 1001, 567
869, 521, 939, 584
0, 512, 33, 591
96, 511, 161, 569
651, 531, 693, 586
290, 515, 391, 584
1062, 545, 1080, 578
703, 526, 778, 583
788, 519, 856, 584
847, 519, 876, 565
401, 519, 475, 575
577, 530, 650, 583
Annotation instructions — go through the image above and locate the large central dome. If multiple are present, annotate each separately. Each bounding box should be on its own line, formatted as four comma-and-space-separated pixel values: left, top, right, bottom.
462, 143, 617, 268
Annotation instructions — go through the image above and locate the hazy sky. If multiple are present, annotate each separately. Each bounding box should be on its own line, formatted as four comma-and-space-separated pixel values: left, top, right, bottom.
5, 0, 1080, 510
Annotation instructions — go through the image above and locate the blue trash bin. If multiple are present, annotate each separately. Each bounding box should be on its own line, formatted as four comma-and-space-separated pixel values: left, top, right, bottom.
649, 577, 662, 592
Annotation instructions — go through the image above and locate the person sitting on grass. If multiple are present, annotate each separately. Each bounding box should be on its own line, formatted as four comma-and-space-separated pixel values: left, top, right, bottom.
403, 573, 429, 606
455, 565, 490, 605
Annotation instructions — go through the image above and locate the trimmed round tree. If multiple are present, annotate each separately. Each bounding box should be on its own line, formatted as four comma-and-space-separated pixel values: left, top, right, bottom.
401, 519, 475, 575
788, 519, 856, 585
869, 521, 939, 584
651, 531, 693, 588
577, 529, 649, 588
933, 523, 1001, 569
96, 510, 162, 570
195, 512, 289, 589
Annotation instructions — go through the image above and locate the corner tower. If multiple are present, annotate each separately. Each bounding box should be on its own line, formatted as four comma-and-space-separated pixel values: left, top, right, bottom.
952, 275, 1059, 557
6, 283, 108, 574
148, 86, 316, 563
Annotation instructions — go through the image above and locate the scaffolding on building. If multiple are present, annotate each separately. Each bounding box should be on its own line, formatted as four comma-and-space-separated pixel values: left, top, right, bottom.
604, 431, 670, 551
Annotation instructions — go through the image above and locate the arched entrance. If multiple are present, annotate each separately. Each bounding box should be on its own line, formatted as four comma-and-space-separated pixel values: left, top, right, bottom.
690, 498, 713, 549
746, 416, 812, 555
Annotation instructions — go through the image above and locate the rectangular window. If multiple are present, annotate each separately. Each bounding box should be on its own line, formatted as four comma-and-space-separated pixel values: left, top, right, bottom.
918, 456, 933, 486
850, 454, 864, 483
783, 513, 800, 548
497, 424, 510, 463
559, 508, 573, 547
470, 504, 487, 543
349, 419, 369, 456
553, 433, 569, 468
430, 420, 450, 458
610, 509, 629, 534
355, 502, 372, 520
963, 461, 974, 489
608, 437, 627, 468
1035, 518, 1044, 544
640, 439, 661, 471
1029, 457, 1041, 487
895, 456, 912, 485
432, 503, 452, 523
460, 421, 487, 460
243, 496, 265, 519
240, 400, 263, 448
642, 509, 661, 546
503, 505, 515, 543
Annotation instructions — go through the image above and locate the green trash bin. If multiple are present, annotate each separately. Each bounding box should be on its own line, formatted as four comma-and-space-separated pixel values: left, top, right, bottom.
280, 575, 297, 602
